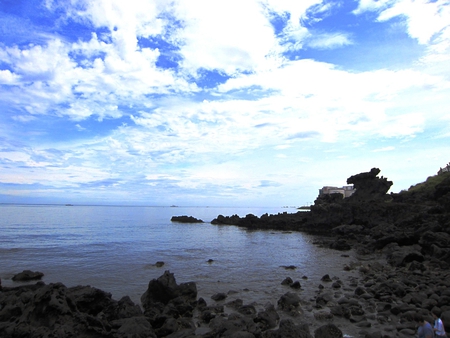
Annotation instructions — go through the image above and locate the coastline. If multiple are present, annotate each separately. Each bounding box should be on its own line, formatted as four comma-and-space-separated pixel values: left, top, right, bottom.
1, 168, 450, 337
2, 231, 441, 338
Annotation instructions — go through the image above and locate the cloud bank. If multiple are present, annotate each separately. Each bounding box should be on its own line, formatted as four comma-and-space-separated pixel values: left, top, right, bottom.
0, 0, 449, 206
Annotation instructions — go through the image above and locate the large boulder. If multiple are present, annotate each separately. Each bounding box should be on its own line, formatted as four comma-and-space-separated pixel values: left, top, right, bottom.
12, 270, 44, 281
140, 270, 197, 309
384, 244, 424, 267
255, 303, 280, 330
277, 292, 301, 311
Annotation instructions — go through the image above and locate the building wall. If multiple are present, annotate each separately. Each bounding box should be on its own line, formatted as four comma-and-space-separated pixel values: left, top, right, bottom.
438, 162, 450, 175
319, 185, 355, 198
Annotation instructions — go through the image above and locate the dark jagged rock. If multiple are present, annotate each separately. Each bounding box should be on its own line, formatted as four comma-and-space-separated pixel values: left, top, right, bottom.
0, 281, 149, 338
255, 303, 280, 330
346, 168, 393, 201
314, 323, 343, 338
12, 270, 44, 281
140, 270, 197, 310
264, 319, 312, 338
171, 215, 204, 223
211, 292, 227, 301
277, 292, 301, 311
208, 313, 261, 337
281, 277, 293, 285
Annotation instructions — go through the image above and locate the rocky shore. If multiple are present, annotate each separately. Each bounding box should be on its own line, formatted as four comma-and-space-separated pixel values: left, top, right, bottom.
209, 168, 450, 337
1, 168, 449, 337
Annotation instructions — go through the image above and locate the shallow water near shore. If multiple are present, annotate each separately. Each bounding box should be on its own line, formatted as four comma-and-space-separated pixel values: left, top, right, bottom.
1, 204, 360, 335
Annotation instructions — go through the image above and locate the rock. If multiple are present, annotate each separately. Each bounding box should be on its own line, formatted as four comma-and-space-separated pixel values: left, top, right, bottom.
330, 305, 351, 318
281, 277, 293, 285
170, 215, 204, 223
264, 319, 312, 338
211, 292, 227, 301
346, 168, 393, 201
364, 330, 383, 338
385, 245, 424, 267
155, 261, 165, 267
155, 317, 178, 337
290, 281, 301, 289
316, 291, 334, 306
281, 265, 297, 270
68, 284, 114, 316
208, 314, 260, 337
0, 281, 153, 338
255, 303, 279, 330
226, 298, 244, 309
332, 280, 342, 289
314, 311, 334, 321
141, 270, 197, 309
321, 274, 332, 282
314, 323, 343, 338
329, 238, 352, 251
238, 304, 257, 316
114, 296, 143, 318
12, 270, 44, 281
115, 317, 155, 338
277, 292, 301, 311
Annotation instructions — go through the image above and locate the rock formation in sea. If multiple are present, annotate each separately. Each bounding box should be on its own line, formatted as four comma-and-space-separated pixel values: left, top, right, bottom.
171, 215, 204, 223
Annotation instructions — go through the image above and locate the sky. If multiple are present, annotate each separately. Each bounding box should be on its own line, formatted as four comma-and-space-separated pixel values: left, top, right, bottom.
0, 0, 449, 207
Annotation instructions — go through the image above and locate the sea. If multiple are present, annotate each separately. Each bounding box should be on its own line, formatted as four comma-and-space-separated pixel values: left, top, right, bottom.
0, 204, 359, 319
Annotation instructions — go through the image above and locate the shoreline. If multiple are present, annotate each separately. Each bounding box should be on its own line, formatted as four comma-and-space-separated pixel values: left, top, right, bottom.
2, 168, 450, 337
2, 231, 441, 338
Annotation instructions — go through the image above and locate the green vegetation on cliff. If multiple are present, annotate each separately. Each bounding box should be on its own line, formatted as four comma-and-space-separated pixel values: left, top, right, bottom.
407, 171, 450, 193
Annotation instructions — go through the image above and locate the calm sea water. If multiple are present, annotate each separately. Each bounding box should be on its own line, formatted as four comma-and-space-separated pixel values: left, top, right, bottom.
0, 205, 357, 310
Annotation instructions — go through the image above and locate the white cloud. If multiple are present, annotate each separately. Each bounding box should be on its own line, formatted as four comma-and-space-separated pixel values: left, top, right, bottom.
353, 0, 391, 15
1, 0, 450, 205
172, 0, 281, 75
377, 0, 450, 45
264, 0, 323, 25
11, 115, 36, 123
372, 146, 395, 153
0, 25, 192, 121
354, 0, 450, 54
305, 32, 353, 49
0, 69, 19, 84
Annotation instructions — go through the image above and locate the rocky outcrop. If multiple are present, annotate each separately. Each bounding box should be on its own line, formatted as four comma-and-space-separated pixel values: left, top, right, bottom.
207, 169, 450, 334
11, 270, 44, 281
140, 270, 198, 336
171, 215, 204, 223
346, 168, 393, 202
0, 282, 148, 338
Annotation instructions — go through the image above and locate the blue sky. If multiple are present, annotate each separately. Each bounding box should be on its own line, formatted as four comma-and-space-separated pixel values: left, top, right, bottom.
0, 0, 449, 207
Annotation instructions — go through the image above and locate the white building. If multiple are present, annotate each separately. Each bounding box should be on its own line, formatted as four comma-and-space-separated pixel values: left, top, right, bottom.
319, 185, 355, 198
438, 162, 450, 175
